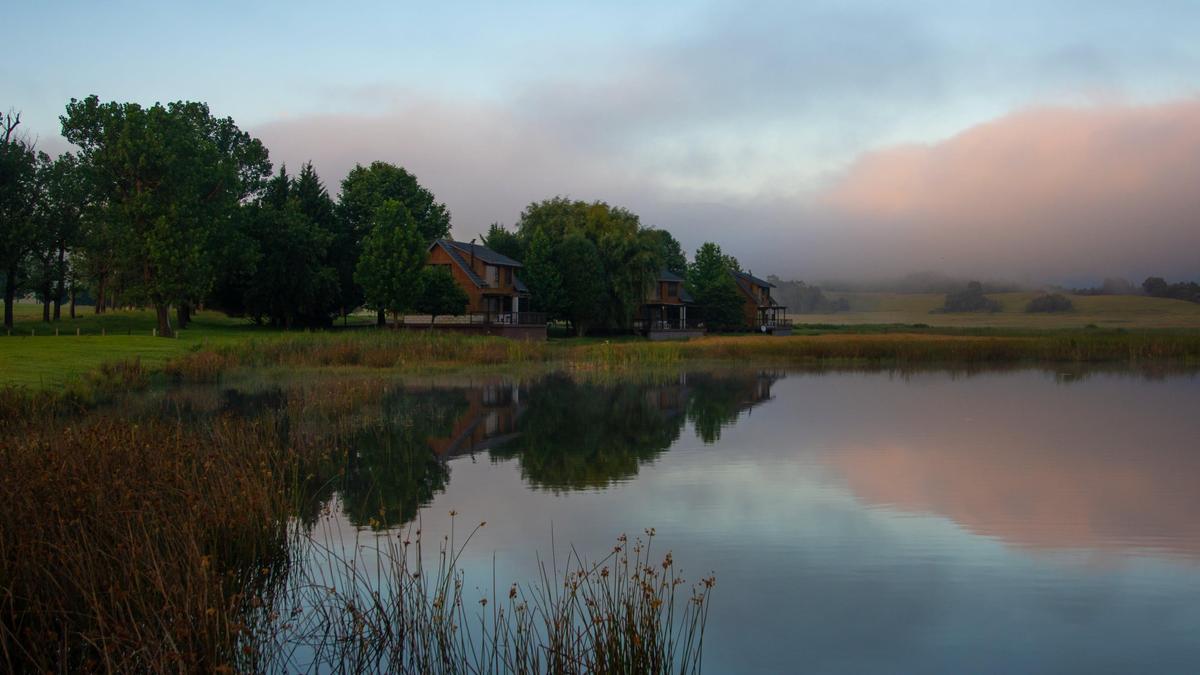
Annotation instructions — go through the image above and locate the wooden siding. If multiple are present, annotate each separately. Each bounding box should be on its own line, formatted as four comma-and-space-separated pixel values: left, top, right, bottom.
645, 280, 685, 306
427, 245, 521, 313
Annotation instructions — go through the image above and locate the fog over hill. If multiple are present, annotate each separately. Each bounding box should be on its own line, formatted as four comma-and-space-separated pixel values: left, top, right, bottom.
258, 98, 1200, 287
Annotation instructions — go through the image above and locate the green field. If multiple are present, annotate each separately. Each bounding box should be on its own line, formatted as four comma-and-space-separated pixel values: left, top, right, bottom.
0, 302, 274, 387
800, 292, 1200, 329
5, 295, 1200, 391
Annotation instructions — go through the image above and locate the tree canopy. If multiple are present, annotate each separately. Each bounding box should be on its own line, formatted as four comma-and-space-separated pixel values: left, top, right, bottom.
686, 242, 745, 330
60, 95, 270, 336
515, 197, 661, 333
355, 200, 427, 318
414, 266, 469, 323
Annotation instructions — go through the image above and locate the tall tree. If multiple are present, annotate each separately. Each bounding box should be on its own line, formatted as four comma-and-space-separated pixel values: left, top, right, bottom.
338, 161, 450, 322
557, 233, 606, 336
515, 197, 659, 332
480, 222, 523, 261
0, 110, 40, 330
355, 200, 426, 323
520, 228, 566, 319
647, 229, 687, 277
239, 167, 340, 328
61, 96, 270, 337
29, 152, 87, 321
687, 242, 744, 330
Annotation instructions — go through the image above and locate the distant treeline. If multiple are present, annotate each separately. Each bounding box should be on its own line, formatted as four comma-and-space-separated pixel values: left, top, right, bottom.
822, 271, 1024, 295
765, 276, 849, 313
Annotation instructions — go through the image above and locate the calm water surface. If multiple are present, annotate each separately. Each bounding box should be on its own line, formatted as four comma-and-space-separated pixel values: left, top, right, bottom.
202, 367, 1200, 673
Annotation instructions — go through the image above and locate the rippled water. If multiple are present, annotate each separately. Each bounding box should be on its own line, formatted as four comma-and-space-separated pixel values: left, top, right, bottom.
191, 367, 1200, 673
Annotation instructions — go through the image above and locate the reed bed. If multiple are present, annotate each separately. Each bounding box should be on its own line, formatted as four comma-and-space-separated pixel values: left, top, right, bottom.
268, 521, 712, 674
0, 381, 713, 673
155, 330, 1200, 388
0, 415, 301, 672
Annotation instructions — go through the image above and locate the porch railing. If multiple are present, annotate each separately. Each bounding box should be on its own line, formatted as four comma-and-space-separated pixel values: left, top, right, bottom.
467, 311, 547, 326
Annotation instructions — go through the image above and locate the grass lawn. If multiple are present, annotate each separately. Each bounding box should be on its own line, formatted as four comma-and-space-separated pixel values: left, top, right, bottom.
5, 296, 1200, 390
801, 292, 1200, 329
1, 302, 268, 387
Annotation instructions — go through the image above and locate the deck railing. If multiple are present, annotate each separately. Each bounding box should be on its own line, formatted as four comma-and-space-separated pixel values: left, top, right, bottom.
467, 311, 547, 326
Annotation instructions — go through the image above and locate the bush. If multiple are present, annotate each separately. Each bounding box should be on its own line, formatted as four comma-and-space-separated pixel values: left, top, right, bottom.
937, 281, 1002, 313
1026, 293, 1075, 313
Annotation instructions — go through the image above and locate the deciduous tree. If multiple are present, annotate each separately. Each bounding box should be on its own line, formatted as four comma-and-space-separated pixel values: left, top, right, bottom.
355, 200, 426, 322
61, 95, 270, 337
414, 266, 469, 324
0, 110, 40, 329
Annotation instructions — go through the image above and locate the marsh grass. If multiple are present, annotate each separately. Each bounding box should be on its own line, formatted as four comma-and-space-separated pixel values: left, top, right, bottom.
267, 520, 712, 674
0, 415, 301, 672
153, 330, 1200, 389
0, 382, 713, 673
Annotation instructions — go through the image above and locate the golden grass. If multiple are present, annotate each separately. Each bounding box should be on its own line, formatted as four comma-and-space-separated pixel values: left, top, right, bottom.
0, 377, 714, 672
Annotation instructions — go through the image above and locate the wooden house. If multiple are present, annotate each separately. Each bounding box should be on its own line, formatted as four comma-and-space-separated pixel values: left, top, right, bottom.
731, 270, 791, 334
637, 269, 704, 340
426, 238, 546, 320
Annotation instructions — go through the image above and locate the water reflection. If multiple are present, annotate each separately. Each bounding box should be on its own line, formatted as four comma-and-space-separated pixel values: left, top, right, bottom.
130, 366, 1200, 673
490, 372, 780, 490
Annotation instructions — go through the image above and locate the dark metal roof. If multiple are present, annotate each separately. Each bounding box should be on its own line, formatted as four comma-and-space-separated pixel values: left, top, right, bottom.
439, 239, 523, 267
731, 270, 784, 308
732, 270, 774, 288
513, 274, 529, 294
432, 240, 486, 287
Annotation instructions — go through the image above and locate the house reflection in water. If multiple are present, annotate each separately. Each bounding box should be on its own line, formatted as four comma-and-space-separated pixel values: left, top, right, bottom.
425, 382, 526, 459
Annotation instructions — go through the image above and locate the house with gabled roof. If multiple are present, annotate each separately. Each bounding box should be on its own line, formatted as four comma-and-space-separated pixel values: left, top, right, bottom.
731, 270, 791, 334
424, 239, 545, 338
637, 269, 704, 340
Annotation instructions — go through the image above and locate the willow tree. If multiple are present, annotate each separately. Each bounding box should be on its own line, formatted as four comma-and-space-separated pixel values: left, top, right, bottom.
61, 96, 270, 337
515, 197, 661, 333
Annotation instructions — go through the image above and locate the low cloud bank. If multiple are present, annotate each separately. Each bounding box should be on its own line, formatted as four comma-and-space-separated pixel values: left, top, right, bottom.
257, 98, 1200, 285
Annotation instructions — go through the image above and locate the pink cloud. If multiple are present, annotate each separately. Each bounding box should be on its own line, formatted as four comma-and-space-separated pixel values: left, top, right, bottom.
817, 99, 1200, 279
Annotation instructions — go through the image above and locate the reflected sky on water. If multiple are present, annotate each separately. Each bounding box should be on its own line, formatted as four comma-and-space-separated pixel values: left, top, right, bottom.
197, 367, 1200, 673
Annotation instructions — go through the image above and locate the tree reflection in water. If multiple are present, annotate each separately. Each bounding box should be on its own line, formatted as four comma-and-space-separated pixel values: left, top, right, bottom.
182, 370, 782, 530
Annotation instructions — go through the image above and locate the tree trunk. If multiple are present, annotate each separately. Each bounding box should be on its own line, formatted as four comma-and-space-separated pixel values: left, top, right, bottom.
53, 246, 65, 321
69, 283, 76, 319
41, 280, 51, 322
3, 267, 15, 330
95, 276, 106, 314
376, 308, 386, 327
176, 302, 191, 329
155, 301, 174, 338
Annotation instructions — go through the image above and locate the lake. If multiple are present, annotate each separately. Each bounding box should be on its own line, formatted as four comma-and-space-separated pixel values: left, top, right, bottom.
165, 366, 1200, 673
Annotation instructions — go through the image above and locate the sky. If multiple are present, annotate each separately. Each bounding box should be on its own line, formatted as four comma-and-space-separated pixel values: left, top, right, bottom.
5, 0, 1200, 284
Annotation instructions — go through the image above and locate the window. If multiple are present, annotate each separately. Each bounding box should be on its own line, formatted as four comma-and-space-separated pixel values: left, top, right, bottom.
486, 265, 498, 286
504, 267, 512, 286
667, 282, 677, 298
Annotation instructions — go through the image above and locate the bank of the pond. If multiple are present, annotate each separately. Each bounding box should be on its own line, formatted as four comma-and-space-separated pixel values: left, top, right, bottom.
4, 326, 1200, 412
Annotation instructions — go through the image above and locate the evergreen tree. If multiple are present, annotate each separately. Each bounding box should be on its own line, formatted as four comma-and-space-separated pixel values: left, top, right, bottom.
480, 222, 523, 261
687, 242, 745, 330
